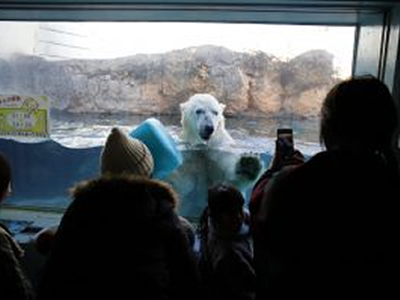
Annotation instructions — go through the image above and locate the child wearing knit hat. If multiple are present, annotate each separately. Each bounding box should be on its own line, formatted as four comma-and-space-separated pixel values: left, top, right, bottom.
35, 126, 196, 256
100, 127, 154, 177
34, 127, 155, 255
37, 127, 201, 300
101, 127, 196, 245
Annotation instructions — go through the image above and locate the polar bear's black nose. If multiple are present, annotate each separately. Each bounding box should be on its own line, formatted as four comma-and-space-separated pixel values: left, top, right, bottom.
200, 124, 214, 140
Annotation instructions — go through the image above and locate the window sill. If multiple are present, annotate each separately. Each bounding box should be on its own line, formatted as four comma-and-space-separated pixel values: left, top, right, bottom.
0, 207, 62, 243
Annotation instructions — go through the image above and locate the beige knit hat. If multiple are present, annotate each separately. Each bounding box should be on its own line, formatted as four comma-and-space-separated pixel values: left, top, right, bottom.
100, 127, 154, 177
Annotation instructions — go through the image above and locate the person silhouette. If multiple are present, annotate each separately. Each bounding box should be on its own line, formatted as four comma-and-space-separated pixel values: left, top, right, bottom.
197, 183, 255, 300
253, 76, 400, 299
37, 127, 200, 300
0, 151, 35, 300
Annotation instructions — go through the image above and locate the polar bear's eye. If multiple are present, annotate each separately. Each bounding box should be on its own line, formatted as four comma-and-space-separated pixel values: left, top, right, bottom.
211, 110, 219, 116
195, 108, 205, 115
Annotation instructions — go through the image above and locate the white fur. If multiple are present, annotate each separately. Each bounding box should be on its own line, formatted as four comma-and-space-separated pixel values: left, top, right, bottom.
180, 93, 234, 147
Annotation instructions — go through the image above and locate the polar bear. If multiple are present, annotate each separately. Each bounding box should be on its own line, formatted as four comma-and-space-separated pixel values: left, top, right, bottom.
180, 93, 234, 147
164, 93, 263, 220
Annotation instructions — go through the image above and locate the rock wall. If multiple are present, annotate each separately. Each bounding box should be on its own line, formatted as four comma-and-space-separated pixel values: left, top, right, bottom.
0, 46, 340, 119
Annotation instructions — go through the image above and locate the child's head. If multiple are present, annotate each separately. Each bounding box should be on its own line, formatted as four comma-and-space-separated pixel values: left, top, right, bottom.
207, 183, 245, 234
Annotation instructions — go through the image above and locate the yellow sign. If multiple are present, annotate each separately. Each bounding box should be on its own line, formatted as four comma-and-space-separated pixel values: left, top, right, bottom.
0, 95, 50, 138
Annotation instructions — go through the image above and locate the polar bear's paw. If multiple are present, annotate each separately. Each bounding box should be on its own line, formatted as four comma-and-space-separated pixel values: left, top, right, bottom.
235, 153, 263, 182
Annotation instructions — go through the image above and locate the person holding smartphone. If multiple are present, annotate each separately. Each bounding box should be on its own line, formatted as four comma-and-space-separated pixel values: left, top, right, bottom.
253, 76, 400, 299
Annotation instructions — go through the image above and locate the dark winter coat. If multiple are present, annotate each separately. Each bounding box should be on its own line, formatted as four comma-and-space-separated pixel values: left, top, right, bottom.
199, 223, 256, 300
37, 175, 200, 300
254, 149, 400, 299
0, 223, 35, 300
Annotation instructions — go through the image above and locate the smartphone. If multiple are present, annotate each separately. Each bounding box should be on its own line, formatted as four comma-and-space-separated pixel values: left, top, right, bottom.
277, 128, 294, 158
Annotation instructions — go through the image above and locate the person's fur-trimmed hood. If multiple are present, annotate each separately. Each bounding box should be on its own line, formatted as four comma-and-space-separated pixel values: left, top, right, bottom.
37, 175, 202, 300
68, 175, 180, 221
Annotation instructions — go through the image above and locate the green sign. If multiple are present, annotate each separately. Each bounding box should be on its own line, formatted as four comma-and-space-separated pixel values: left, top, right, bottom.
0, 95, 50, 138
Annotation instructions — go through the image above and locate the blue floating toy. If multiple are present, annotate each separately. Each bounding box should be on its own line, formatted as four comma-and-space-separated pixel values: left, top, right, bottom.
130, 118, 182, 179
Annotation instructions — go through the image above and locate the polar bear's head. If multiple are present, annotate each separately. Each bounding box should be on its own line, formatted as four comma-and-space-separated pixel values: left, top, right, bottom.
180, 93, 234, 147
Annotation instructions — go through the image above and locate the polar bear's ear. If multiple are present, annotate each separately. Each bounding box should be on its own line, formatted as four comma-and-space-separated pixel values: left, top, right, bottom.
180, 102, 188, 111
219, 103, 226, 111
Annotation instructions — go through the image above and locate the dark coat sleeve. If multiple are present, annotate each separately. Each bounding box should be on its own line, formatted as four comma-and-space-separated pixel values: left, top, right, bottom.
213, 250, 256, 300
0, 228, 35, 300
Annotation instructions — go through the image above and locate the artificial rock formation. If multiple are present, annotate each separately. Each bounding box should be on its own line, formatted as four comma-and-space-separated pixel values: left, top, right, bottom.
0, 46, 338, 119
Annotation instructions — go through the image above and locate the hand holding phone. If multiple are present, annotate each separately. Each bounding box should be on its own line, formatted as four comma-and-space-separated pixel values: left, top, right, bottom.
269, 128, 304, 171
277, 128, 294, 159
